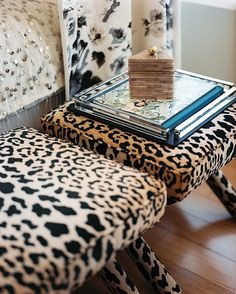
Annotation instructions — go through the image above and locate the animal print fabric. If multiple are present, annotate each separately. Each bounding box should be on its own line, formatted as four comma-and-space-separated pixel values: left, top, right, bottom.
58, 0, 174, 99
103, 258, 140, 294
207, 170, 236, 216
103, 237, 182, 294
128, 237, 182, 293
41, 100, 236, 203
0, 127, 166, 293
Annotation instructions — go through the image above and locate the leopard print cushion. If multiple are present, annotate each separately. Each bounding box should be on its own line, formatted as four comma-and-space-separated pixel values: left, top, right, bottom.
0, 127, 166, 293
41, 101, 236, 203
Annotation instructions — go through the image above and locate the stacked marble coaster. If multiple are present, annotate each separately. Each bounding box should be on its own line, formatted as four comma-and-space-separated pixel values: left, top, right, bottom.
128, 49, 174, 100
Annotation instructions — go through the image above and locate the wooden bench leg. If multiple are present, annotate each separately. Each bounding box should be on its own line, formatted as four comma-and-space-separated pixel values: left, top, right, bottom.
103, 258, 141, 294
127, 237, 182, 294
207, 170, 236, 217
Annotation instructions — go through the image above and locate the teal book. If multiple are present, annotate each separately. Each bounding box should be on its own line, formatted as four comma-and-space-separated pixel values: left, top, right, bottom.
161, 85, 224, 130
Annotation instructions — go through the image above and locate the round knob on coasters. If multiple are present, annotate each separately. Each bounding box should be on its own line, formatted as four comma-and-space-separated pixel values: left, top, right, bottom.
148, 46, 158, 56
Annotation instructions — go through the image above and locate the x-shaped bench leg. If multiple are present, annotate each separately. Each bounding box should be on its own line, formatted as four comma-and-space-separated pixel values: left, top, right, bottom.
207, 170, 236, 217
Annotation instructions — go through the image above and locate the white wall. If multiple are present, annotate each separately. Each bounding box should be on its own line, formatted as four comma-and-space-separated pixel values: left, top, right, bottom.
181, 1, 236, 84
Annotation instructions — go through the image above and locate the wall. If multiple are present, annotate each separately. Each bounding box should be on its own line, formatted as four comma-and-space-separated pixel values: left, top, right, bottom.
181, 1, 236, 84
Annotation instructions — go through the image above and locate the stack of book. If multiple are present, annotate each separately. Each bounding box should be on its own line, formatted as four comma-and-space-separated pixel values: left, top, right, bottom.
128, 49, 174, 100
73, 70, 236, 146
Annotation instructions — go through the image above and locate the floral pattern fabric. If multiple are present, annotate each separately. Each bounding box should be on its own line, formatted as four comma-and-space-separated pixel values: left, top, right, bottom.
58, 0, 132, 98
132, 0, 173, 55
58, 0, 174, 99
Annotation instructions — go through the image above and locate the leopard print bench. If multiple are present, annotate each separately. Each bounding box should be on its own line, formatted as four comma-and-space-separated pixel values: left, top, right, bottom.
41, 101, 236, 211
0, 128, 180, 293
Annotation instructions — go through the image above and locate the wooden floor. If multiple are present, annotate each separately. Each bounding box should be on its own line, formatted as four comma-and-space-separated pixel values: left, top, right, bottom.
77, 159, 236, 294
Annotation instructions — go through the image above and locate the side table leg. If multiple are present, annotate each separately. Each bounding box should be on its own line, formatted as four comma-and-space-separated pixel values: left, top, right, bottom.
103, 257, 141, 294
127, 237, 182, 294
207, 170, 236, 217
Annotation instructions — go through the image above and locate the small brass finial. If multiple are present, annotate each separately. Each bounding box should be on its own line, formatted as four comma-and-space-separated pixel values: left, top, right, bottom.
148, 46, 158, 56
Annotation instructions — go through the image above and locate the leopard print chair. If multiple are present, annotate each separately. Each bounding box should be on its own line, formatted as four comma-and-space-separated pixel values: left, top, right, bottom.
41, 100, 236, 216
0, 127, 181, 293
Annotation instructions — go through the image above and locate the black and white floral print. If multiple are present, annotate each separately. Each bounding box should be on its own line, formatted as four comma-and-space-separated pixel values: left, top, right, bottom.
59, 0, 175, 99
59, 0, 132, 98
165, 0, 174, 53
143, 9, 164, 37
132, 0, 173, 55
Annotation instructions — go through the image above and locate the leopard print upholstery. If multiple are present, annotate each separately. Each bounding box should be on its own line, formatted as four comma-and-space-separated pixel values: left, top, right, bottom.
103, 258, 140, 294
0, 127, 166, 293
128, 237, 182, 293
103, 236, 182, 294
207, 170, 236, 216
41, 100, 236, 203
